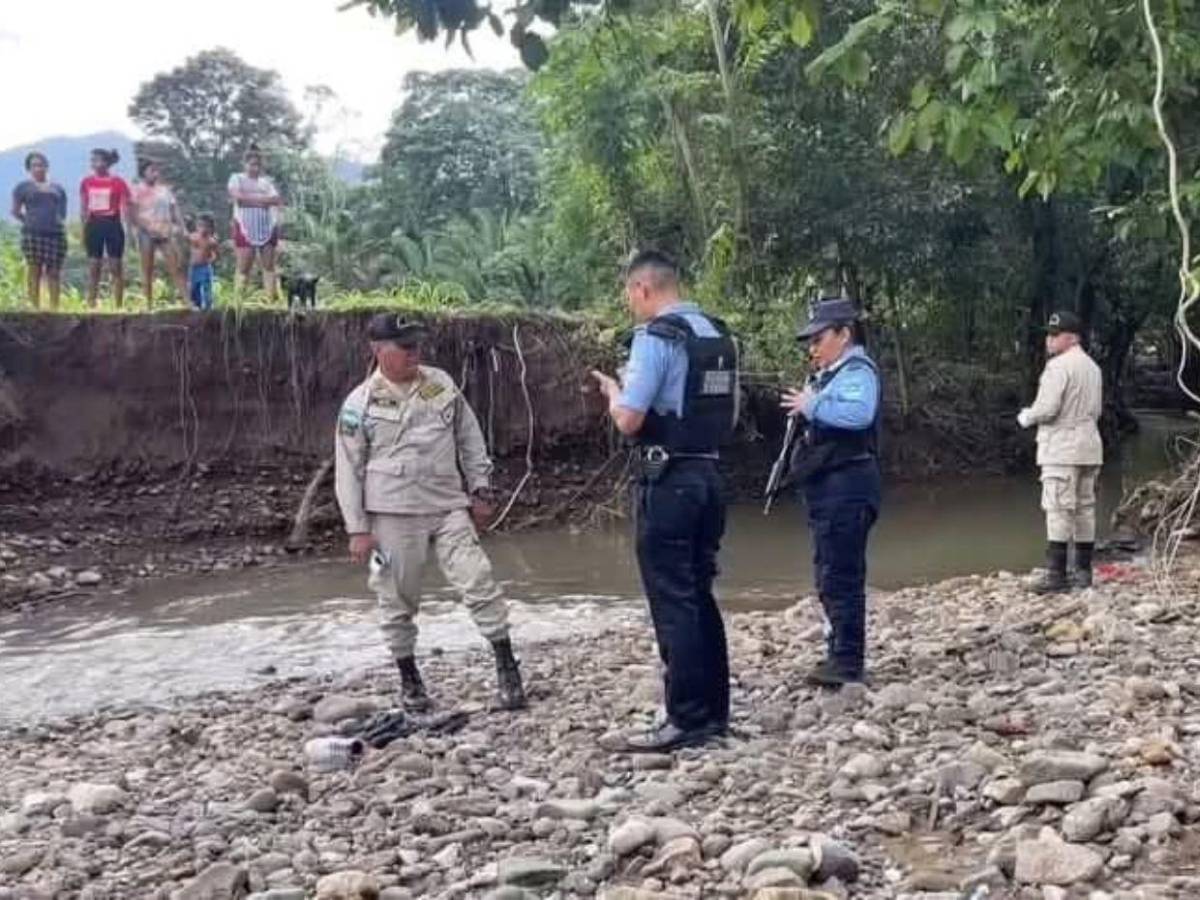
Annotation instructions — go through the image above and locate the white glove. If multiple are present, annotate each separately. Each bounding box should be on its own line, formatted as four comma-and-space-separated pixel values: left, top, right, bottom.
1017, 409, 1033, 428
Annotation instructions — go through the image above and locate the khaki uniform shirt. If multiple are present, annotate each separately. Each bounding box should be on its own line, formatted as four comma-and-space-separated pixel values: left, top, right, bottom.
334, 365, 492, 532
1021, 345, 1104, 466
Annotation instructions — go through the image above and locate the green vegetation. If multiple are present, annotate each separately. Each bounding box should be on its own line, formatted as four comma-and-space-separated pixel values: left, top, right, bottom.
5, 0, 1199, 413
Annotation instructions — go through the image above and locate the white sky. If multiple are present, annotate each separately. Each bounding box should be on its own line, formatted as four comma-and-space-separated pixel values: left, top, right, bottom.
0, 0, 520, 160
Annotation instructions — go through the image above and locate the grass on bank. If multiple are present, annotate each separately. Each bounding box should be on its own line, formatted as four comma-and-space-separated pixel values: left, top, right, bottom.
0, 248, 811, 383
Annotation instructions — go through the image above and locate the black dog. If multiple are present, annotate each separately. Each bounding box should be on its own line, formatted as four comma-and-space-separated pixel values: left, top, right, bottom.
281, 274, 320, 309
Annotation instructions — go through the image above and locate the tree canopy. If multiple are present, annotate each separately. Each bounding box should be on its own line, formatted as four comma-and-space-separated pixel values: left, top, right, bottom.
128, 48, 307, 219
375, 70, 541, 232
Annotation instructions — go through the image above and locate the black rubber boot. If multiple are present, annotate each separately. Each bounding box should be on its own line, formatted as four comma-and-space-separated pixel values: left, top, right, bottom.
1032, 541, 1071, 594
395, 656, 433, 713
491, 638, 527, 711
804, 658, 864, 689
1073, 541, 1094, 589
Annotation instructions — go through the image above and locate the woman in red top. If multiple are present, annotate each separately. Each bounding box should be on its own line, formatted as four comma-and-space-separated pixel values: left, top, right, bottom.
80, 148, 131, 308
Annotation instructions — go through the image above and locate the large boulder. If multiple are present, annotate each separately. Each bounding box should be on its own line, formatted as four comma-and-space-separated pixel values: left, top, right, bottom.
608, 818, 656, 857
314, 871, 380, 899
1014, 831, 1103, 886
1017, 752, 1107, 787
171, 862, 250, 900
312, 694, 380, 724
1062, 797, 1128, 842
67, 783, 127, 815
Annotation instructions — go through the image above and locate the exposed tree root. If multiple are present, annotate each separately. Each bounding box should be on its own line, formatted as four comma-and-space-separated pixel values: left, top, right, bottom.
287, 456, 335, 549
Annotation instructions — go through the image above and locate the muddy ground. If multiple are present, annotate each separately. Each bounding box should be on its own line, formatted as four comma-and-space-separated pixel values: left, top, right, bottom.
0, 455, 622, 612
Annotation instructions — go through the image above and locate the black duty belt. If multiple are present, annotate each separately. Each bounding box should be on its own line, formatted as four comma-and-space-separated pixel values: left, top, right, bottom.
634, 445, 718, 483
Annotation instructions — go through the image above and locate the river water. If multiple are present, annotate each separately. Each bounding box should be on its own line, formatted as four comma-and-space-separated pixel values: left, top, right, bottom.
0, 414, 1189, 725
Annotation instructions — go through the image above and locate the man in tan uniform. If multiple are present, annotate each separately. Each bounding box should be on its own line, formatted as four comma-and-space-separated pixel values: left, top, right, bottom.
1017, 310, 1104, 593
334, 313, 526, 711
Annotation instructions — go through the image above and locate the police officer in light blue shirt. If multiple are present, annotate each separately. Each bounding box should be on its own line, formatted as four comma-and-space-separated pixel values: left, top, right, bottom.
782, 297, 881, 687
591, 250, 737, 752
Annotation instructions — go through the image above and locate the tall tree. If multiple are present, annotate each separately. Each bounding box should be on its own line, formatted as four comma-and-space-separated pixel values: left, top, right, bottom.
796, 0, 1197, 381
374, 70, 541, 233
128, 48, 307, 220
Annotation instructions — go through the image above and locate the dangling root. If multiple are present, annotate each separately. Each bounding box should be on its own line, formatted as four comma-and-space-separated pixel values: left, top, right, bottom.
508, 449, 625, 531
489, 324, 536, 532
288, 456, 335, 548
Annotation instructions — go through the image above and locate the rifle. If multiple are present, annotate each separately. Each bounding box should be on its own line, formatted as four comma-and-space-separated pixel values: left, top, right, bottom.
763, 412, 801, 515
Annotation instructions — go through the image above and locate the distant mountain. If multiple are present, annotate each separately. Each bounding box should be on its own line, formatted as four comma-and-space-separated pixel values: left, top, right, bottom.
332, 157, 365, 184
2, 132, 368, 219
1, 132, 135, 218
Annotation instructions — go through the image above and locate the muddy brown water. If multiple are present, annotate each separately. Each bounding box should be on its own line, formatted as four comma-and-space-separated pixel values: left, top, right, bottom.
0, 414, 1189, 726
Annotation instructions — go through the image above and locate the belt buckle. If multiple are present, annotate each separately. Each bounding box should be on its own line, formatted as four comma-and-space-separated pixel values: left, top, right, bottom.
643, 446, 669, 464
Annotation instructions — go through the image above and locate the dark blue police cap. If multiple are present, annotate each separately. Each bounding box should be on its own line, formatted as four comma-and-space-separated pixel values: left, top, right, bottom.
366, 313, 428, 345
796, 297, 861, 340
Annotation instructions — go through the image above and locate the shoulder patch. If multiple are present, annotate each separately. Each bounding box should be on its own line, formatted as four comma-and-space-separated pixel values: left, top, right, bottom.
418, 382, 447, 401
837, 382, 866, 400
339, 407, 362, 436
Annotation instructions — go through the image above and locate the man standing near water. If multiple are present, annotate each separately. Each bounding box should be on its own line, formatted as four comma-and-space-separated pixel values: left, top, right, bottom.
591, 250, 738, 752
1017, 311, 1103, 593
334, 313, 526, 711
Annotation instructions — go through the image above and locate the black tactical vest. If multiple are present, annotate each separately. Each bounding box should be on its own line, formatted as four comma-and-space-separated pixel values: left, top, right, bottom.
637, 313, 738, 454
790, 354, 881, 482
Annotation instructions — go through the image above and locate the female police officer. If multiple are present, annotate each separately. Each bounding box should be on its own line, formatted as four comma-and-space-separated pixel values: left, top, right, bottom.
781, 298, 881, 687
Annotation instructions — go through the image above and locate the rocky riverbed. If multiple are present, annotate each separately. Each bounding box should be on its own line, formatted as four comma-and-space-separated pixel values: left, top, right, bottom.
2, 561, 1200, 900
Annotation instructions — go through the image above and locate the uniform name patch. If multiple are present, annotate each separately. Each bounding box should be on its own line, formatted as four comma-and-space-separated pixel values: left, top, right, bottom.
700, 370, 734, 395
339, 408, 362, 436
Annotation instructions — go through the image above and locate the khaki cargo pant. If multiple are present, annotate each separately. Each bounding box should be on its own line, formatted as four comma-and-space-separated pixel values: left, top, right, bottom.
1040, 465, 1101, 543
368, 509, 510, 657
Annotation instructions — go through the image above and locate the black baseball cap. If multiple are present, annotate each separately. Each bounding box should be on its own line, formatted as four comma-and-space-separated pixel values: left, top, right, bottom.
1046, 311, 1082, 336
797, 297, 861, 341
366, 313, 428, 345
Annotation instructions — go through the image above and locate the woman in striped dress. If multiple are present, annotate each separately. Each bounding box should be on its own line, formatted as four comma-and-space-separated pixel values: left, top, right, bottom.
227, 145, 284, 302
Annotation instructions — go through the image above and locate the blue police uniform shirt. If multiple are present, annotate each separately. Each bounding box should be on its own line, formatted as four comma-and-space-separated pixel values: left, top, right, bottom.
619, 301, 718, 416
801, 345, 879, 429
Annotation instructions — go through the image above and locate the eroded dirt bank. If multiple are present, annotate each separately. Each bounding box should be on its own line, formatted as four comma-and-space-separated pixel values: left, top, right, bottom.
0, 310, 1033, 610
0, 310, 613, 472
2, 562, 1199, 899
0, 310, 617, 608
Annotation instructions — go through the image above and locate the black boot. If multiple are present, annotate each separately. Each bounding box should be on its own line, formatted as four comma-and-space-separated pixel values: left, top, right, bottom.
395, 656, 433, 713
1073, 542, 1094, 589
1032, 541, 1070, 594
804, 658, 864, 689
491, 638, 527, 711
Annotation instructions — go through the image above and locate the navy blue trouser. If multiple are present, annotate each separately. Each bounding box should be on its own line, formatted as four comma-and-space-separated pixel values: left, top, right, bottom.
635, 459, 730, 731
804, 460, 881, 678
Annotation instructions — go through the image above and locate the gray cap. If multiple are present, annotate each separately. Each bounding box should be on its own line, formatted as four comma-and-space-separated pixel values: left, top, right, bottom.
366, 313, 428, 345
796, 297, 860, 340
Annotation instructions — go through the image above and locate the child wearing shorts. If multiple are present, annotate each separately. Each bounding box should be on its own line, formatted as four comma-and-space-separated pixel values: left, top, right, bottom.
188, 214, 220, 311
